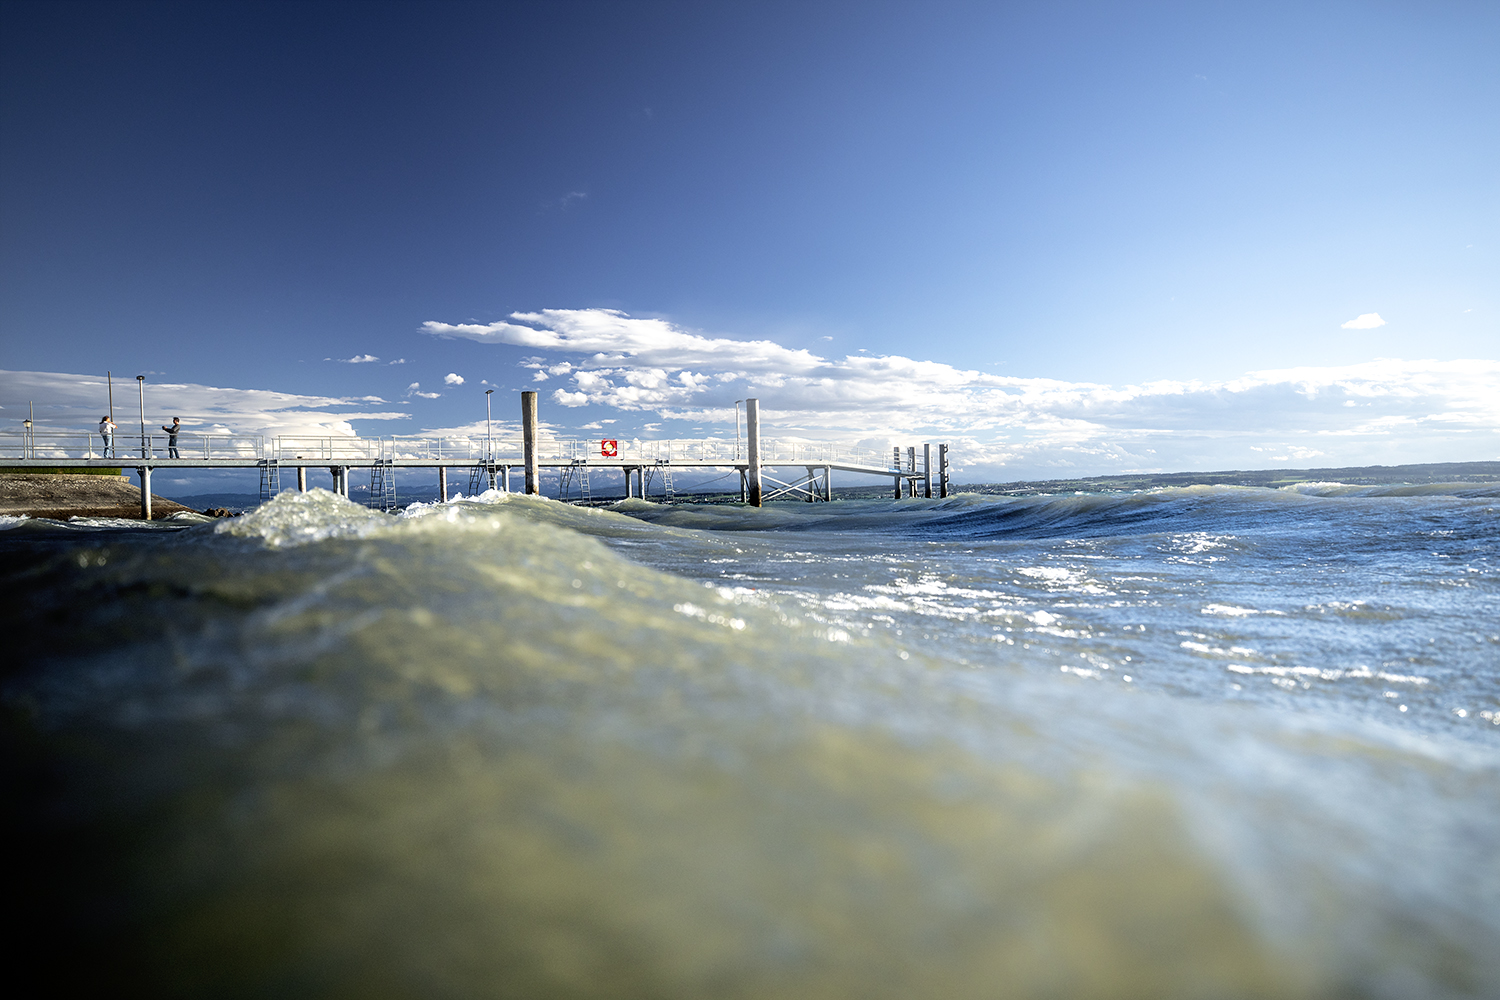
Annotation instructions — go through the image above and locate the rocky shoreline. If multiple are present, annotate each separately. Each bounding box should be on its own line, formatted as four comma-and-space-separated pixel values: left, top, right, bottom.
0, 473, 204, 520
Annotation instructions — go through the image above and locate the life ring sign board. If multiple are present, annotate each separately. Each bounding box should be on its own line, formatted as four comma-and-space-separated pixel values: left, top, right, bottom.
600, 439, 618, 457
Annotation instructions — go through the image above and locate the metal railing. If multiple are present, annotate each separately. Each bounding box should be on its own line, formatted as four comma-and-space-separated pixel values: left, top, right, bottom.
3, 429, 889, 468
0, 430, 265, 460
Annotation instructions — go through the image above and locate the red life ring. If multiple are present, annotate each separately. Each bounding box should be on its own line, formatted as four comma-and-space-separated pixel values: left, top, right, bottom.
601, 439, 618, 457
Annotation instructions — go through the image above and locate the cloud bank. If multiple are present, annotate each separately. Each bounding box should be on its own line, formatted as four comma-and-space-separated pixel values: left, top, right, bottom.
425, 309, 1500, 476
0, 370, 409, 439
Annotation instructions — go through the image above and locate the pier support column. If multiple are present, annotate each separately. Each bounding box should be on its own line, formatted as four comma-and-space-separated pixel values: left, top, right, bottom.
297, 460, 307, 493
487, 466, 497, 491
500, 466, 510, 493
739, 468, 747, 503
138, 466, 152, 520
924, 443, 933, 499
825, 465, 833, 501
522, 391, 539, 495
745, 398, 763, 507
938, 444, 949, 498
806, 466, 816, 502
438, 466, 447, 502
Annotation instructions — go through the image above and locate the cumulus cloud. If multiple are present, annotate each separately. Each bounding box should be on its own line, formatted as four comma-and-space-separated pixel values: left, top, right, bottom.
420, 309, 1500, 477
423, 309, 823, 374
0, 369, 409, 439
1341, 312, 1387, 330
443, 373, 465, 386
406, 382, 442, 400
335, 354, 381, 363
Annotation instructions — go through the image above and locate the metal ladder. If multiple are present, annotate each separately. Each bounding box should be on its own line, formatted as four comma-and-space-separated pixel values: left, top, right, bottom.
369, 460, 396, 511
558, 460, 592, 502
468, 465, 487, 496
651, 460, 673, 502
258, 459, 280, 501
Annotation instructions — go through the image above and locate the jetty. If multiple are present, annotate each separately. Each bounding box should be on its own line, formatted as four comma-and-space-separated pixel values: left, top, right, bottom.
1, 395, 950, 519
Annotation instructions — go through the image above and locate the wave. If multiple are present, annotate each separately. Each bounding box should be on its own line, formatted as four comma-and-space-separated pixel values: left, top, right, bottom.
3, 489, 1496, 998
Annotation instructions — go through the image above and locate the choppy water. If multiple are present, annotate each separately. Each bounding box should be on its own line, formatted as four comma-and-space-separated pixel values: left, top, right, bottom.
3, 483, 1497, 998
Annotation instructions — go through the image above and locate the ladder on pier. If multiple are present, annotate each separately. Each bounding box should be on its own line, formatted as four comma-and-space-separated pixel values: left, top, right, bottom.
369, 460, 396, 511
558, 460, 591, 502
640, 460, 674, 502
258, 459, 281, 501
468, 465, 489, 496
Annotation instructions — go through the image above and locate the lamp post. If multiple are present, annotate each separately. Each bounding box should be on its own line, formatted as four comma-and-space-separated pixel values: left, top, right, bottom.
137, 375, 147, 458
485, 389, 494, 462
23, 402, 33, 460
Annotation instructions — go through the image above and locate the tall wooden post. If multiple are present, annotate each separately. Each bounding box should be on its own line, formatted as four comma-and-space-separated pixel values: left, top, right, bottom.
522, 391, 539, 495
923, 443, 933, 498
138, 467, 152, 520
745, 397, 763, 507
893, 446, 903, 499
438, 466, 447, 501
938, 444, 949, 498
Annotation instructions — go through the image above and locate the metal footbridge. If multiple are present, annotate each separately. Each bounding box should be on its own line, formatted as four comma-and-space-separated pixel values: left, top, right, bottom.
1, 396, 951, 518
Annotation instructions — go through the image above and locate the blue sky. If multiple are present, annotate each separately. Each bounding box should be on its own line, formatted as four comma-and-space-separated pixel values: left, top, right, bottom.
1, 0, 1496, 484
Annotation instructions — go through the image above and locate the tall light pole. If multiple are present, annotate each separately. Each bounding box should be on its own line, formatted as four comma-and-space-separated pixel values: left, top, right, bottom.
485, 389, 494, 462
734, 400, 744, 460
136, 375, 147, 458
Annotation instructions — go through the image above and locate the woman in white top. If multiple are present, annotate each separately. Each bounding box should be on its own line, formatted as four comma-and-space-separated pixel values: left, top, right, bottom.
99, 416, 117, 458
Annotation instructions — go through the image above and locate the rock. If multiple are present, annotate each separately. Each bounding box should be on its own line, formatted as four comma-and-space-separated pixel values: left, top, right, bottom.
0, 473, 195, 520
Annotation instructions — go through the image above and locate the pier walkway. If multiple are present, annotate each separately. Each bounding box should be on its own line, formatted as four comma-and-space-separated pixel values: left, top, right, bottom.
1, 396, 951, 518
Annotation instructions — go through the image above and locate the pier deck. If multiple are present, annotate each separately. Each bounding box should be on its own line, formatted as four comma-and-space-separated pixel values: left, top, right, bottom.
1, 395, 951, 516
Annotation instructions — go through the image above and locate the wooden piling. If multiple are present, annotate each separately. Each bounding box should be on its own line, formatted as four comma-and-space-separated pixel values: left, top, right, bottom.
746, 397, 763, 507
522, 391, 539, 495
923, 443, 933, 498
138, 466, 152, 520
938, 444, 949, 498
297, 460, 307, 493
438, 466, 447, 501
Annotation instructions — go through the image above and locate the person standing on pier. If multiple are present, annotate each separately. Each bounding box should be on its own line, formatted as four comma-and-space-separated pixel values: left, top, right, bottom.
99, 415, 116, 457
162, 416, 181, 458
